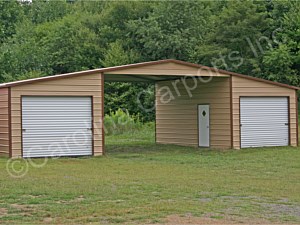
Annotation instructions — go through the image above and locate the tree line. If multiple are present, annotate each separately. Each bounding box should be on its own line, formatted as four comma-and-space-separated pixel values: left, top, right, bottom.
0, 0, 299, 121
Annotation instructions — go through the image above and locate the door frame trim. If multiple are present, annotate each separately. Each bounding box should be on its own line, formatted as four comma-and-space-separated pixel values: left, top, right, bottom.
239, 96, 290, 148
20, 95, 94, 158
197, 104, 210, 148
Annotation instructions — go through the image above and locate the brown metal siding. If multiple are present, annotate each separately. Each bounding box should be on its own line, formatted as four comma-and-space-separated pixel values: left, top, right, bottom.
0, 88, 9, 156
232, 76, 298, 149
156, 77, 231, 149
10, 73, 103, 158
106, 61, 229, 77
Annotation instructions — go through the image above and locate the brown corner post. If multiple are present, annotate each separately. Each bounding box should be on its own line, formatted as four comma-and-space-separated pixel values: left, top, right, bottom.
154, 83, 157, 144
101, 72, 105, 155
8, 87, 12, 158
288, 96, 291, 146
230, 75, 234, 149
296, 90, 299, 147
91, 96, 94, 156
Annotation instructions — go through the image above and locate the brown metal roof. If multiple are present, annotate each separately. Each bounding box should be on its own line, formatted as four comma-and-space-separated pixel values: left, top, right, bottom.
0, 59, 299, 90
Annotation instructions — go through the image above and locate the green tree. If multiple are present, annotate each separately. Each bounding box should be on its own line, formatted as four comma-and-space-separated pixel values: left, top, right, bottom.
0, 0, 24, 43
0, 20, 50, 82
101, 41, 140, 68
262, 1, 300, 86
36, 14, 103, 74
127, 1, 211, 61
193, 1, 271, 76
0, 13, 103, 81
26, 0, 71, 24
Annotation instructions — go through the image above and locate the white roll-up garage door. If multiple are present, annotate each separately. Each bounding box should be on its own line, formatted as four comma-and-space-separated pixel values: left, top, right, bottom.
240, 97, 289, 148
22, 96, 93, 158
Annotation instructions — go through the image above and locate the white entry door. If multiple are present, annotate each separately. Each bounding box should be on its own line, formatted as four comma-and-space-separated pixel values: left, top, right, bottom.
240, 97, 289, 148
22, 96, 93, 158
198, 105, 210, 147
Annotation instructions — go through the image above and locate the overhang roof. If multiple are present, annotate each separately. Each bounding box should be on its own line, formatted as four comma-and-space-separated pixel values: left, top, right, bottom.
0, 59, 299, 90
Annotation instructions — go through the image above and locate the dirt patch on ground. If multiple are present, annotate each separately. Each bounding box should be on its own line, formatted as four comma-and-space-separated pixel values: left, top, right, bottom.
162, 214, 284, 225
164, 215, 238, 224
10, 203, 35, 216
25, 194, 43, 199
56, 195, 86, 204
259, 203, 300, 219
43, 217, 53, 223
10, 203, 32, 211
196, 194, 300, 223
74, 195, 85, 202
0, 208, 8, 217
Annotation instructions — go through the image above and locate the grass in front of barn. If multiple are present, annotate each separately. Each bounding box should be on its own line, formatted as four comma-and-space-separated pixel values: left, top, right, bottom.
0, 124, 299, 224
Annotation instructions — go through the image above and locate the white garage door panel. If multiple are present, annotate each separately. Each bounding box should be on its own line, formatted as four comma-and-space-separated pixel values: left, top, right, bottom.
240, 97, 289, 148
22, 96, 92, 158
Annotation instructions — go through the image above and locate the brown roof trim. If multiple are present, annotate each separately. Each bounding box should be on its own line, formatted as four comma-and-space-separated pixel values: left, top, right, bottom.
0, 59, 299, 90
168, 59, 300, 90
0, 69, 102, 88
0, 59, 176, 88
221, 70, 300, 90
101, 59, 177, 73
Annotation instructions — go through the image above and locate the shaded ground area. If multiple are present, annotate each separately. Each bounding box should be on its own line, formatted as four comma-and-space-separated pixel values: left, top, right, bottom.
0, 129, 299, 224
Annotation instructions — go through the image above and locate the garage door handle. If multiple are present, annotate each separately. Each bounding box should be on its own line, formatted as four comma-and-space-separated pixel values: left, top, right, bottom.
87, 128, 92, 131
22, 129, 26, 132
285, 123, 289, 126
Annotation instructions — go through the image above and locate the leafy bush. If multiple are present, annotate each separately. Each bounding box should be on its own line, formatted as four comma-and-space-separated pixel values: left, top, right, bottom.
104, 109, 143, 135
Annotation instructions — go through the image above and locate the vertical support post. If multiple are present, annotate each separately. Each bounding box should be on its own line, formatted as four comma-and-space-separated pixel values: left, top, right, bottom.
296, 90, 299, 147
8, 87, 12, 158
154, 82, 157, 144
230, 75, 233, 149
101, 73, 105, 155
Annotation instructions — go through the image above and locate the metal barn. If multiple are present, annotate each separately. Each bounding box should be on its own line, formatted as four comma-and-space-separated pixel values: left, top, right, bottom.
0, 60, 298, 158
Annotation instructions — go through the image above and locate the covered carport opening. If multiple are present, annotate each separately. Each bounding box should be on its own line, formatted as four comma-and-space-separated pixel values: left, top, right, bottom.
102, 60, 231, 150
103, 73, 193, 147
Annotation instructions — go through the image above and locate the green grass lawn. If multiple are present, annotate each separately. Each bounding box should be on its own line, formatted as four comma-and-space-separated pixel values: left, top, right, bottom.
0, 125, 299, 224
